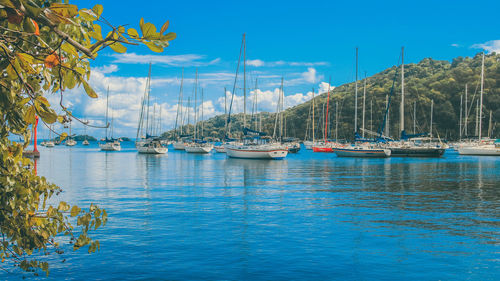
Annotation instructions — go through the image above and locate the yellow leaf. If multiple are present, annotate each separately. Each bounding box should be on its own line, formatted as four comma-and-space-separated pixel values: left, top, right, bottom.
160, 20, 169, 34
70, 205, 81, 217
92, 4, 103, 19
25, 106, 35, 124
60, 132, 68, 141
81, 79, 98, 98
127, 28, 140, 39
144, 41, 163, 53
109, 41, 127, 53
89, 24, 103, 41
78, 9, 97, 21
162, 32, 177, 41
49, 3, 78, 18
61, 43, 78, 57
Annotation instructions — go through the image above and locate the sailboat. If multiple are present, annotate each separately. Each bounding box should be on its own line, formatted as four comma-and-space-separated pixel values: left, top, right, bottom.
458, 52, 500, 156
82, 119, 90, 145
99, 87, 121, 151
45, 125, 55, 147
312, 78, 339, 152
333, 47, 391, 158
304, 88, 321, 150
65, 119, 77, 146
185, 71, 213, 153
225, 58, 288, 162
388, 47, 444, 157
173, 68, 189, 150
136, 64, 167, 154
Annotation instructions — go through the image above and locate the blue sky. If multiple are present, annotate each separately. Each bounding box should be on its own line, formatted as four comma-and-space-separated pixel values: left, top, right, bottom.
45, 0, 500, 138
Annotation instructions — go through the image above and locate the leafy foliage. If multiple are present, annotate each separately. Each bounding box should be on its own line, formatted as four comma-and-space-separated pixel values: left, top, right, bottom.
0, 0, 175, 275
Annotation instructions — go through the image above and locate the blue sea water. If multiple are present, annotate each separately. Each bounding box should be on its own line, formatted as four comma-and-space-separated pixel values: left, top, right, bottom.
3, 142, 500, 280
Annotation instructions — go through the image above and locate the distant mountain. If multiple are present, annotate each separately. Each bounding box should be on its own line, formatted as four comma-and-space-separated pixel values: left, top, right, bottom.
74, 135, 97, 141
163, 52, 499, 141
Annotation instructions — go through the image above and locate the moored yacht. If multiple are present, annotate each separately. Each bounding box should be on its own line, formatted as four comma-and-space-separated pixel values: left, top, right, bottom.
136, 138, 167, 154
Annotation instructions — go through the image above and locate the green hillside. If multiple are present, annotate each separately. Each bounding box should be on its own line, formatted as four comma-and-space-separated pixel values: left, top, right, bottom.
163, 52, 500, 141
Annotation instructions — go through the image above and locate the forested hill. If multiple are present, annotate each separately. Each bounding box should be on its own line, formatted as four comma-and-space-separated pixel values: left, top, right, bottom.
163, 52, 500, 141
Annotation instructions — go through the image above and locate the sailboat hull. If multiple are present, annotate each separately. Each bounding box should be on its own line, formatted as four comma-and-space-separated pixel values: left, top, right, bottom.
214, 145, 226, 153
226, 145, 288, 159
185, 144, 213, 153
99, 142, 121, 151
173, 141, 186, 150
389, 147, 444, 157
333, 147, 391, 158
136, 141, 167, 154
458, 146, 500, 156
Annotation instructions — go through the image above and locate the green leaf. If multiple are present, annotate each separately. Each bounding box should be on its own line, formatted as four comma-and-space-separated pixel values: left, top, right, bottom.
81, 79, 98, 98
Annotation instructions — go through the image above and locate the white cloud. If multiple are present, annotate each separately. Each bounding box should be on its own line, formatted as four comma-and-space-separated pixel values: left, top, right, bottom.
471, 40, 500, 53
246, 59, 265, 67
302, 67, 319, 83
109, 53, 221, 67
451, 43, 460, 48
94, 64, 119, 74
246, 59, 329, 67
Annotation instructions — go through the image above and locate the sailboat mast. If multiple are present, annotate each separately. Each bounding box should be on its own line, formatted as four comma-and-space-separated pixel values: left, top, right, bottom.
479, 52, 485, 141
312, 88, 315, 142
464, 84, 468, 136
475, 99, 479, 136
354, 47, 358, 133
243, 33, 247, 129
201, 88, 204, 138
324, 77, 331, 142
413, 101, 416, 134
145, 63, 152, 136
362, 73, 366, 138
174, 68, 184, 137
280, 78, 284, 140
335, 101, 339, 141
385, 94, 390, 137
400, 46, 405, 137
488, 110, 493, 138
223, 87, 227, 132
254, 79, 258, 131
194, 69, 198, 140
459, 95, 463, 140
105, 86, 109, 139
430, 99, 434, 138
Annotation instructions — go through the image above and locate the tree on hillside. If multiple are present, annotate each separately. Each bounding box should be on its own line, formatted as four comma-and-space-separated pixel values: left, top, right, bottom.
0, 0, 175, 275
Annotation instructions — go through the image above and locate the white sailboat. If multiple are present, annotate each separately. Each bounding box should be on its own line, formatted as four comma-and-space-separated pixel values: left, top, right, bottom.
459, 52, 499, 156
333, 47, 390, 158
136, 64, 167, 154
65, 120, 77, 146
45, 126, 55, 147
99, 87, 121, 151
185, 70, 213, 154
